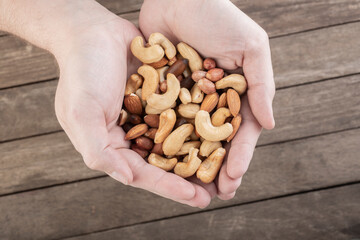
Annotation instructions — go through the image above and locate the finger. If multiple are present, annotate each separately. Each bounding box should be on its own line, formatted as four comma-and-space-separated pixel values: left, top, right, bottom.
217, 191, 236, 201
226, 97, 262, 179
243, 31, 275, 130
188, 176, 218, 199
217, 158, 242, 196
121, 149, 212, 207
177, 183, 212, 209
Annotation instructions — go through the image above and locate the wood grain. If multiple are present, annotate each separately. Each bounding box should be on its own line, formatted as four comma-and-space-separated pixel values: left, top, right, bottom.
68, 184, 360, 240
259, 74, 360, 145
0, 132, 103, 195
1, 3, 360, 89
1, 73, 359, 146
0, 128, 359, 239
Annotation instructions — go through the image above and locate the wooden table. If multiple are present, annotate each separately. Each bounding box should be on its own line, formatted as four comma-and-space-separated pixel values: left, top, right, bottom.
1, 0, 359, 239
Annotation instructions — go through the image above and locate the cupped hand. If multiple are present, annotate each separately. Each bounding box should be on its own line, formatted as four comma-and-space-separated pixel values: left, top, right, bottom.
54, 14, 213, 208
139, 0, 275, 199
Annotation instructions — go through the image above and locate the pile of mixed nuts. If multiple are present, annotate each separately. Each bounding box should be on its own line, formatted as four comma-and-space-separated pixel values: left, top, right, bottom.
119, 33, 247, 183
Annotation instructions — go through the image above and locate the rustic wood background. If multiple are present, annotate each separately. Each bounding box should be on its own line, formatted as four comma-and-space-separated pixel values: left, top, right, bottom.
1, 0, 360, 239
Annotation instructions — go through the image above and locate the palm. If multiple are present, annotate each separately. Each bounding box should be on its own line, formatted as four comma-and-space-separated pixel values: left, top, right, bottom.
55, 19, 213, 207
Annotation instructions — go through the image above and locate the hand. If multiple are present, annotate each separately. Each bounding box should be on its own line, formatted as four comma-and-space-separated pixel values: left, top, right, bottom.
54, 9, 213, 208
139, 0, 275, 199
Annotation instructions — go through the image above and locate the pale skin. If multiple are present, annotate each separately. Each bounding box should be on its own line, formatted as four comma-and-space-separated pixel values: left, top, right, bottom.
0, 0, 275, 207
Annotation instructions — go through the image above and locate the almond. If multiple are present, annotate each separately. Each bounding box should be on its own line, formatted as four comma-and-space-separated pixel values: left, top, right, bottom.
135, 136, 154, 150
165, 59, 188, 77
148, 57, 169, 68
227, 114, 242, 142
200, 92, 219, 112
124, 93, 142, 115
198, 78, 216, 94
191, 70, 207, 82
125, 124, 148, 140
206, 68, 224, 82
151, 143, 164, 155
131, 144, 149, 159
217, 92, 227, 109
122, 123, 133, 133
129, 114, 142, 125
203, 58, 216, 70
144, 114, 160, 128
144, 128, 158, 139
227, 89, 241, 117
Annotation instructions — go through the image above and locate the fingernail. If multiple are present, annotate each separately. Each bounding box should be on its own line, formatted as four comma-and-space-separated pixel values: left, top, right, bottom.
110, 171, 128, 185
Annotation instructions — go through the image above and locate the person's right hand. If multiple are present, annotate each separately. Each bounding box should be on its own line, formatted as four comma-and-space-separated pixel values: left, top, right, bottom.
53, 5, 214, 208
139, 0, 276, 200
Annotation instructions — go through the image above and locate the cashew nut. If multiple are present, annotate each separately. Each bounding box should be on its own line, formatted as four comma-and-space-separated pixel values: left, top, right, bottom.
211, 107, 231, 126
162, 124, 194, 156
154, 109, 176, 144
197, 148, 226, 183
189, 131, 200, 141
138, 65, 160, 101
135, 88, 147, 108
215, 74, 247, 95
195, 110, 233, 141
156, 66, 169, 83
182, 155, 189, 163
199, 140, 222, 157
145, 101, 176, 114
178, 103, 200, 119
174, 148, 202, 178
179, 88, 191, 104
146, 73, 180, 110
177, 42, 203, 72
131, 36, 165, 64
190, 83, 204, 103
148, 33, 176, 59
148, 153, 177, 171
125, 74, 143, 95
176, 141, 201, 155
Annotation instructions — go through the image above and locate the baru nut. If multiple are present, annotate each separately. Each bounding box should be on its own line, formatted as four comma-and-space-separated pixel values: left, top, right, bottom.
120, 33, 247, 183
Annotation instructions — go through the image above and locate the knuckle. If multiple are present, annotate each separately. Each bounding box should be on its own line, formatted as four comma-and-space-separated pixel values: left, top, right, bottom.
246, 28, 270, 52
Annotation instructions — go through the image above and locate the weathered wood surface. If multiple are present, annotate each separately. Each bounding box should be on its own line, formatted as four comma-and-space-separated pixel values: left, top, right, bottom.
0, 132, 103, 195
1, 3, 360, 89
68, 184, 360, 240
0, 128, 359, 239
1, 74, 359, 146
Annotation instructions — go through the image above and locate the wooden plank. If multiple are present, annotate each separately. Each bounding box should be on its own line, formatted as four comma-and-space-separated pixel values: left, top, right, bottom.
96, 0, 143, 15
0, 132, 103, 195
0, 128, 359, 239
0, 80, 59, 142
68, 184, 360, 240
259, 74, 360, 145
272, 21, 360, 88
0, 11, 139, 89
1, 72, 359, 144
1, 3, 360, 89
